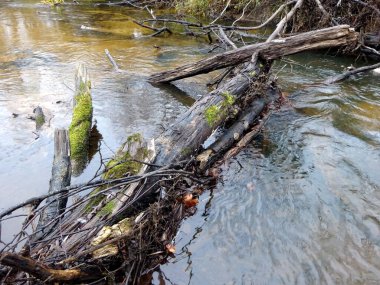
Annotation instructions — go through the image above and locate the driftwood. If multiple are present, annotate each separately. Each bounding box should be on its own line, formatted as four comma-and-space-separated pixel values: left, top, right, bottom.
149, 25, 358, 83
31, 129, 71, 242
0, 253, 102, 283
324, 61, 380, 84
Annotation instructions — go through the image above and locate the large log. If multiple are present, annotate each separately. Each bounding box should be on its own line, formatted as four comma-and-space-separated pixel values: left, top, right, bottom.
153, 58, 263, 166
149, 25, 357, 83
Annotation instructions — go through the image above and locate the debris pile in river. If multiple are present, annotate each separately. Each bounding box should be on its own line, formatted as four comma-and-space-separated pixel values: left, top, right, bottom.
1, 0, 380, 283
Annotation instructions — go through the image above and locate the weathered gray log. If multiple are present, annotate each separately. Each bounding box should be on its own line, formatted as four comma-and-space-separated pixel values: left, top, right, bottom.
149, 25, 358, 83
31, 129, 71, 242
28, 136, 155, 260
196, 88, 279, 170
153, 59, 263, 166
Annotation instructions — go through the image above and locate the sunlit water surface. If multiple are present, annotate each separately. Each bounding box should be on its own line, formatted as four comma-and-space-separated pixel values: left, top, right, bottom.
0, 1, 379, 284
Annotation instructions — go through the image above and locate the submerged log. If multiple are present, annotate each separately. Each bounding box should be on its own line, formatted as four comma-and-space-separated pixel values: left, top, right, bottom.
324, 61, 380, 84
31, 129, 71, 242
149, 25, 358, 83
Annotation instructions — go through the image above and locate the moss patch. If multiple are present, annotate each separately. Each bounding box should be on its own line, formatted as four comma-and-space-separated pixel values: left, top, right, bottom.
84, 187, 105, 214
97, 200, 116, 217
69, 82, 93, 162
35, 115, 45, 129
103, 133, 149, 179
204, 91, 235, 128
84, 134, 149, 214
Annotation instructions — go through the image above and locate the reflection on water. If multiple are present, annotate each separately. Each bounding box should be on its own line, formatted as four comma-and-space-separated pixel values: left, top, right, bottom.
1, 1, 380, 284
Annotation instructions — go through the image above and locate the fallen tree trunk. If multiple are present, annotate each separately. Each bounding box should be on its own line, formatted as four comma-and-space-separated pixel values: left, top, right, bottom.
149, 25, 358, 83
196, 86, 279, 170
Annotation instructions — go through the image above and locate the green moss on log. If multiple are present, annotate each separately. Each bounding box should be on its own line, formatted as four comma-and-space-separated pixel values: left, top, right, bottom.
69, 82, 93, 161
35, 115, 45, 129
204, 91, 235, 128
84, 134, 149, 214
97, 200, 116, 217
103, 140, 149, 179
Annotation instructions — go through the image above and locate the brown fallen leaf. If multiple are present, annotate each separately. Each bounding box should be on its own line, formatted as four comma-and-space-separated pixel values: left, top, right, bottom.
182, 193, 199, 208
165, 243, 176, 254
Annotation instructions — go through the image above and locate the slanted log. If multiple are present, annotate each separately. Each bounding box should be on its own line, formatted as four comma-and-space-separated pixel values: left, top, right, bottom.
31, 129, 71, 242
0, 253, 102, 283
196, 87, 279, 170
149, 25, 358, 83
28, 135, 156, 261
324, 61, 380, 84
153, 57, 263, 166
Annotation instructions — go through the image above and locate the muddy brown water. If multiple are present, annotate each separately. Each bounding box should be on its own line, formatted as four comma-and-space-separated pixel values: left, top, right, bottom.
0, 1, 380, 284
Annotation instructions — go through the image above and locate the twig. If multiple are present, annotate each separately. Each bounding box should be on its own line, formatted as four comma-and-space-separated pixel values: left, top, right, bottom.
105, 49, 121, 72
218, 26, 237, 49
267, 0, 304, 42
209, 0, 231, 25
313, 0, 339, 25
232, 0, 253, 26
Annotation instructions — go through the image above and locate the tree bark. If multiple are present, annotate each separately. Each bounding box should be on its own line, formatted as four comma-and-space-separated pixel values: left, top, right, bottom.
0, 253, 102, 283
31, 129, 71, 242
149, 25, 357, 83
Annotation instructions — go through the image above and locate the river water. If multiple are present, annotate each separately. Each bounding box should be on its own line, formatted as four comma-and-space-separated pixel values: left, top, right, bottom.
0, 1, 379, 284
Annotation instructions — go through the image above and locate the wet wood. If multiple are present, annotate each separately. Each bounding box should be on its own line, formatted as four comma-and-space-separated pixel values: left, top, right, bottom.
153, 57, 264, 166
31, 129, 71, 242
324, 61, 380, 84
149, 25, 358, 83
0, 253, 102, 283
196, 87, 280, 170
27, 138, 156, 263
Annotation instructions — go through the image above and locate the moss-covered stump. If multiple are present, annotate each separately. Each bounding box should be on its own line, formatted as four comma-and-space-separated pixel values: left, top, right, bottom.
84, 133, 155, 218
69, 64, 93, 176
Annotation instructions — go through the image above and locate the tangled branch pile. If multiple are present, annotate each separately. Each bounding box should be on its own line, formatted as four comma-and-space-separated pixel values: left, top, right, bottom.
1, 0, 380, 284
